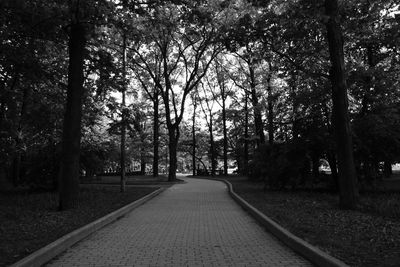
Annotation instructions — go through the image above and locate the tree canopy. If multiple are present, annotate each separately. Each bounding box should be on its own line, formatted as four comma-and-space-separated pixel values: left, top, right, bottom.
1, 0, 399, 209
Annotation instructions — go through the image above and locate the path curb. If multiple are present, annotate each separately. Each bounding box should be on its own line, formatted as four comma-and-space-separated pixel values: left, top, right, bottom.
197, 177, 348, 267
10, 187, 165, 267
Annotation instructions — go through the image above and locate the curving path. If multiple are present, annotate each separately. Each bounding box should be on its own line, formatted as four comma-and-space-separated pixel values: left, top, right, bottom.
47, 177, 312, 266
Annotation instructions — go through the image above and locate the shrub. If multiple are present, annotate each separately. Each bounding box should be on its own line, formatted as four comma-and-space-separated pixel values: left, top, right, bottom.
249, 141, 310, 190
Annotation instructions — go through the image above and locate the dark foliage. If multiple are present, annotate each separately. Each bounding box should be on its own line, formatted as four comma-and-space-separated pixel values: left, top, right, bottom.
249, 141, 310, 190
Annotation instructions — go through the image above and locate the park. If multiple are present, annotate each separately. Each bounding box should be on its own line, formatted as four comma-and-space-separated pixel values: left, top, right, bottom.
1, 0, 400, 266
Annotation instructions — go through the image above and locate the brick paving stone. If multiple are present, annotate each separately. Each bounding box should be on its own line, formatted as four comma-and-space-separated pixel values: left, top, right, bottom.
46, 177, 313, 267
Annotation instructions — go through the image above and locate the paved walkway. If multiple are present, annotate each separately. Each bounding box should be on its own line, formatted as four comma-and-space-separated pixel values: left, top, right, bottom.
47, 178, 312, 266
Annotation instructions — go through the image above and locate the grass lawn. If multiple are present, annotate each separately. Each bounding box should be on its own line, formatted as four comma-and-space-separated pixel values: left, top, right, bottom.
226, 176, 400, 267
0, 185, 159, 266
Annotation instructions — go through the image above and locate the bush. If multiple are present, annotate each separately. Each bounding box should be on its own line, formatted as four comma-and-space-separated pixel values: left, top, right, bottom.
249, 141, 310, 190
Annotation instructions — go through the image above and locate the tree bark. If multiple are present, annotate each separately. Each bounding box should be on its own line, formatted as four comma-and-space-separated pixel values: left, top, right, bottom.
192, 98, 197, 176
222, 91, 228, 175
266, 73, 274, 145
59, 22, 86, 210
243, 91, 249, 175
2, 74, 17, 187
325, 0, 358, 209
383, 161, 392, 178
12, 156, 22, 187
327, 151, 339, 191
13, 85, 30, 186
249, 66, 265, 146
140, 144, 146, 175
120, 33, 127, 192
152, 93, 159, 177
311, 153, 320, 181
360, 45, 376, 116
13, 39, 33, 186
209, 112, 216, 176
290, 71, 299, 139
167, 127, 179, 181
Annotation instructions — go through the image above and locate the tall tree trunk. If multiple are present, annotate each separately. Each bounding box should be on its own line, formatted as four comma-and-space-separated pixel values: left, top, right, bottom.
311, 152, 320, 181
13, 37, 34, 186
0, 79, 6, 127
59, 22, 86, 210
327, 151, 339, 191
140, 144, 146, 175
209, 113, 216, 176
249, 66, 265, 146
222, 94, 228, 175
266, 73, 274, 145
13, 85, 31, 186
120, 33, 127, 192
383, 161, 392, 178
12, 156, 22, 187
153, 94, 159, 177
360, 46, 376, 116
243, 91, 249, 175
359, 46, 376, 179
290, 72, 299, 139
168, 126, 179, 181
325, 0, 358, 209
215, 60, 228, 175
2, 74, 17, 187
192, 98, 197, 176
51, 136, 58, 191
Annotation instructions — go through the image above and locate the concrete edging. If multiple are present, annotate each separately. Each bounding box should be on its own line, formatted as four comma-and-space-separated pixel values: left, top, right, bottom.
199, 177, 349, 267
10, 187, 165, 267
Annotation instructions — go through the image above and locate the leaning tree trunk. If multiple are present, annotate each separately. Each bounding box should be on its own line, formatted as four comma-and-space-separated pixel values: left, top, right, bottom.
59, 22, 86, 210
325, 0, 358, 209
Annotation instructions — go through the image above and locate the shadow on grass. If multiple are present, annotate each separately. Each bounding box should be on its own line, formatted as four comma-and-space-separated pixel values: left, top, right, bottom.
0, 185, 158, 266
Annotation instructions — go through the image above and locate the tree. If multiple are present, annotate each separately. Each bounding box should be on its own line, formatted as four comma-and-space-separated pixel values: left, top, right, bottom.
190, 92, 198, 176
120, 32, 127, 192
129, 2, 222, 181
222, 89, 252, 175
242, 0, 363, 204
58, 2, 87, 210
324, 0, 358, 209
58, 0, 115, 209
198, 81, 217, 176
130, 101, 151, 175
134, 69, 161, 177
344, 0, 400, 182
226, 47, 266, 147
0, 0, 68, 189
212, 57, 234, 175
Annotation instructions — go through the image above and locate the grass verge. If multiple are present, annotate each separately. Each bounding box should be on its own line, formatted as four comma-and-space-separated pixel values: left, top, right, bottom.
0, 185, 158, 266
226, 176, 400, 267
